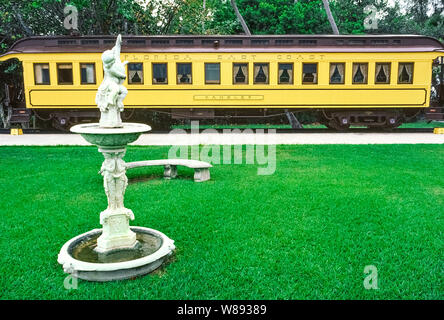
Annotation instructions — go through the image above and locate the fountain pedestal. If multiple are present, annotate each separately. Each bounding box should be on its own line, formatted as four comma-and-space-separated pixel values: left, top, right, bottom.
96, 207, 137, 253
95, 147, 136, 253
58, 123, 175, 281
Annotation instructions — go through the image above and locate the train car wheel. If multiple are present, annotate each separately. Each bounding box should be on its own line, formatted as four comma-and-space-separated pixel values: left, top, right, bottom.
52, 117, 72, 132
327, 119, 350, 131
382, 116, 403, 130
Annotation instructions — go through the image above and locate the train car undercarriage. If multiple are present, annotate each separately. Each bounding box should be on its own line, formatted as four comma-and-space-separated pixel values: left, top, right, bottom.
0, 106, 429, 131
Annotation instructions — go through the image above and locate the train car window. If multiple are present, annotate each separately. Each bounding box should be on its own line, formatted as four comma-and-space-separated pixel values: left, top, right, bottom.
58, 40, 77, 46
81, 39, 99, 45
253, 63, 269, 84
34, 63, 50, 85
251, 39, 270, 46
127, 39, 146, 46
329, 63, 345, 84
233, 63, 248, 84
57, 63, 73, 85
177, 63, 192, 84
352, 63, 368, 84
151, 39, 170, 46
299, 39, 317, 46
275, 39, 293, 45
375, 63, 391, 84
371, 39, 389, 45
225, 39, 243, 45
80, 63, 96, 84
349, 39, 366, 45
128, 63, 144, 84
176, 39, 194, 45
205, 63, 220, 84
278, 63, 293, 84
152, 63, 168, 84
398, 63, 414, 84
302, 63, 318, 84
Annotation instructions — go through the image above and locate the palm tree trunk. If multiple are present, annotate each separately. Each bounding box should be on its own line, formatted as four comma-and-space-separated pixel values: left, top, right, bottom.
202, 0, 206, 33
322, 0, 339, 35
230, 0, 251, 35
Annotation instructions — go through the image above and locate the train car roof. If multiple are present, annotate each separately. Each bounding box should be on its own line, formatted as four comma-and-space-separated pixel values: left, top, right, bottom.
1, 34, 444, 56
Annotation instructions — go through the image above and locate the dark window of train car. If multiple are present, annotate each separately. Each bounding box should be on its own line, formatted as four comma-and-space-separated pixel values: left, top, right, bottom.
398, 62, 414, 84
278, 63, 293, 84
253, 63, 269, 84
128, 63, 143, 84
352, 63, 368, 84
329, 63, 345, 84
302, 63, 318, 84
34, 63, 50, 85
80, 63, 96, 84
375, 63, 391, 84
233, 63, 248, 84
205, 63, 220, 84
251, 39, 270, 46
225, 39, 243, 45
177, 63, 192, 84
152, 63, 168, 84
57, 63, 73, 85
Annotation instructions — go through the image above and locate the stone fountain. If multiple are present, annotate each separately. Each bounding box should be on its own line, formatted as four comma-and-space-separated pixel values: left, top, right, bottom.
58, 35, 175, 281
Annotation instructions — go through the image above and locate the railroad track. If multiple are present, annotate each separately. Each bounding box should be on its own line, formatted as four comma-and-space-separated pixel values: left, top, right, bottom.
0, 127, 437, 134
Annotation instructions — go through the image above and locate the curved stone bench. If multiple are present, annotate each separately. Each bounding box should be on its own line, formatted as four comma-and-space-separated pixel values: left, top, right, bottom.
126, 159, 212, 182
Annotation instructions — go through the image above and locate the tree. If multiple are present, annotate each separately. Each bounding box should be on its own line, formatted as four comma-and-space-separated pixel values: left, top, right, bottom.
322, 0, 339, 34
0, 0, 219, 52
230, 0, 251, 35
406, 0, 444, 40
0, 0, 442, 52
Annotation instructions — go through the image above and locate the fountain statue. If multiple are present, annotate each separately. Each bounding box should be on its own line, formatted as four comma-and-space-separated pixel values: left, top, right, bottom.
96, 34, 127, 128
58, 35, 175, 281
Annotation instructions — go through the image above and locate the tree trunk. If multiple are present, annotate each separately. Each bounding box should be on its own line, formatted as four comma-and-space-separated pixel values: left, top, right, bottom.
322, 0, 339, 35
202, 0, 206, 33
12, 4, 33, 36
230, 0, 251, 35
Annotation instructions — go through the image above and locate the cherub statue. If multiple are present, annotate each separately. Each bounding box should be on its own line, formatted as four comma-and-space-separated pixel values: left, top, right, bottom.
99, 150, 128, 210
96, 34, 128, 128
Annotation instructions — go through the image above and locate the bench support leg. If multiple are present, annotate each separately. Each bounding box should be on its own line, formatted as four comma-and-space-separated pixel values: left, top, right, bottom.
194, 168, 210, 182
164, 165, 177, 179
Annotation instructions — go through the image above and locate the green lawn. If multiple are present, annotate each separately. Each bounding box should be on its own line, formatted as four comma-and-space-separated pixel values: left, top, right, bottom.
0, 145, 442, 300
173, 120, 444, 130
399, 121, 444, 128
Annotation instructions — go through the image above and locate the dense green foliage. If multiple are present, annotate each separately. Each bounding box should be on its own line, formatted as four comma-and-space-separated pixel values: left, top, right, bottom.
218, 0, 444, 38
0, 145, 442, 299
0, 0, 442, 53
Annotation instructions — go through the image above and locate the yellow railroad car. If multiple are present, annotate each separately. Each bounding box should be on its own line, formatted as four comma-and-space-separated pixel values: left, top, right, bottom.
1, 35, 443, 130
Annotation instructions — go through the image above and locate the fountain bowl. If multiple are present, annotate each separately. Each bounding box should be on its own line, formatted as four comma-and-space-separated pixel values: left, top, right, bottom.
70, 123, 151, 148
58, 227, 175, 282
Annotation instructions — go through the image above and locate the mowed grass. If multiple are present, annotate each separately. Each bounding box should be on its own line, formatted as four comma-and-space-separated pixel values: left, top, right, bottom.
172, 120, 444, 130
0, 145, 442, 300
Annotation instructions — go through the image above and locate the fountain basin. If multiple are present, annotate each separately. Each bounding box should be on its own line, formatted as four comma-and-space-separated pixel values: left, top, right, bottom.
70, 123, 151, 148
58, 227, 175, 281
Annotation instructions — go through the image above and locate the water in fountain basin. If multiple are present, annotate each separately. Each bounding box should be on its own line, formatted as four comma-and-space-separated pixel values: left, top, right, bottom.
71, 230, 162, 263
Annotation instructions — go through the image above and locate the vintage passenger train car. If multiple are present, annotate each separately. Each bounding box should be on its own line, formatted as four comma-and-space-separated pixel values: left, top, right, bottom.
0, 34, 443, 130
